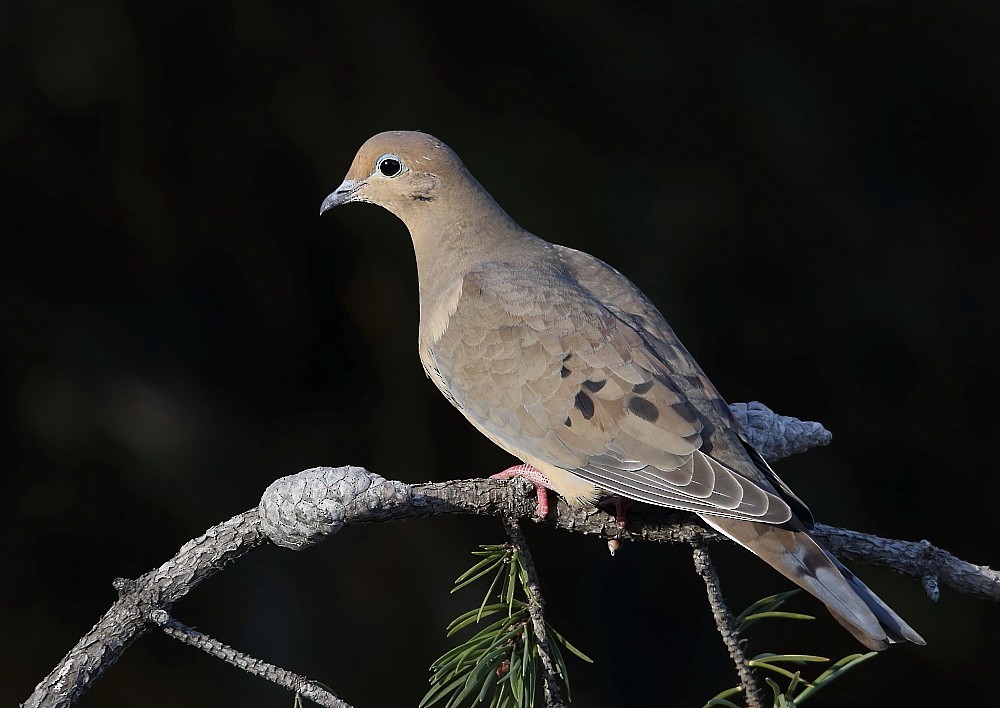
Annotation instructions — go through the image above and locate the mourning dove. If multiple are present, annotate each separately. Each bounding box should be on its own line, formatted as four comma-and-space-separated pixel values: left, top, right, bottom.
320, 130, 924, 651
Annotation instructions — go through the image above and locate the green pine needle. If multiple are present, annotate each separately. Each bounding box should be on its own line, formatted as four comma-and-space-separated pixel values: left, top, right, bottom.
705, 592, 881, 707
422, 543, 591, 707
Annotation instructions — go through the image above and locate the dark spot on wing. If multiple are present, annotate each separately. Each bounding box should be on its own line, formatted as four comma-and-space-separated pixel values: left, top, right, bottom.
560, 366, 572, 378
582, 379, 606, 393
699, 419, 716, 454
633, 380, 655, 394
627, 397, 659, 423
563, 353, 572, 362
684, 373, 705, 390
564, 417, 572, 427
574, 391, 595, 420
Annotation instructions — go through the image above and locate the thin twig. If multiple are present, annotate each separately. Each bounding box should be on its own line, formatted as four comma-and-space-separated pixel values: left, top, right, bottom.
691, 541, 765, 708
151, 611, 350, 708
814, 524, 998, 601
501, 516, 566, 708
23, 510, 266, 708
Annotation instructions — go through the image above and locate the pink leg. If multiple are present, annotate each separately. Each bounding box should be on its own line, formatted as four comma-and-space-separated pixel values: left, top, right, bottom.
489, 464, 552, 517
598, 495, 632, 528
601, 496, 632, 556
611, 496, 631, 529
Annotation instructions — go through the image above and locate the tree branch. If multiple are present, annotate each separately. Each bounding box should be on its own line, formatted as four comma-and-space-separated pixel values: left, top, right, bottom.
260, 470, 1000, 602
501, 517, 565, 708
24, 511, 266, 708
151, 611, 349, 708
812, 525, 997, 602
24, 402, 998, 707
691, 542, 764, 708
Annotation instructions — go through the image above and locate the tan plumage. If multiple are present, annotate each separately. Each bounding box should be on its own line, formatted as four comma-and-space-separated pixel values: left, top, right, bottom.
320, 130, 924, 651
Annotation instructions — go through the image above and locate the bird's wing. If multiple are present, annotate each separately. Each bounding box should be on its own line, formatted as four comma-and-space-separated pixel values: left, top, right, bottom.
554, 244, 815, 525
423, 259, 794, 523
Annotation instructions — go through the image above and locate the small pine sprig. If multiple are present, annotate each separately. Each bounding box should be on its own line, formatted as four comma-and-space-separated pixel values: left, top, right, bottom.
704, 590, 878, 708
420, 544, 592, 708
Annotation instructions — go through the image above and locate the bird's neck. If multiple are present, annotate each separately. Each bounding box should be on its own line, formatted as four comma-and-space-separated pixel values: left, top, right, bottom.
404, 185, 550, 345
408, 194, 540, 302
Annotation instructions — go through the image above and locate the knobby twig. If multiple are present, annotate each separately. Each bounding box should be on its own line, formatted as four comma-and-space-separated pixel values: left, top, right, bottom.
691, 542, 765, 708
501, 517, 566, 708
812, 526, 996, 602
152, 611, 349, 708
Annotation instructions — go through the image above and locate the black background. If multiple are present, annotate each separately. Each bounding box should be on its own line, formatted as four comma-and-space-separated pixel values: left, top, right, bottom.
4, 2, 999, 706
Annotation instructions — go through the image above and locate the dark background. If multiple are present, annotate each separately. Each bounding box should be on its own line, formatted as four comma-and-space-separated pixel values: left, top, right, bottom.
4, 1, 999, 706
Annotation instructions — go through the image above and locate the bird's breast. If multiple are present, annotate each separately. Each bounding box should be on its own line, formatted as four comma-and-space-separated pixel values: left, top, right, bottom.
418, 277, 465, 350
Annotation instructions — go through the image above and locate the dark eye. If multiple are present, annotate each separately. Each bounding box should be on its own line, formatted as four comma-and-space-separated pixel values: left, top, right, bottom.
377, 155, 402, 177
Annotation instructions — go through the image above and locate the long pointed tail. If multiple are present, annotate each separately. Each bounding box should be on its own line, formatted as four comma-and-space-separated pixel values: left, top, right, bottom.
700, 514, 925, 650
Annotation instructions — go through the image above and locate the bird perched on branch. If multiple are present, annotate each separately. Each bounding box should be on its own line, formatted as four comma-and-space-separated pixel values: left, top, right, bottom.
320, 130, 924, 651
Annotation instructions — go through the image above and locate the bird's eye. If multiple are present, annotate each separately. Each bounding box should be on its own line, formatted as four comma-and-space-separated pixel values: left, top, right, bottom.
376, 155, 403, 178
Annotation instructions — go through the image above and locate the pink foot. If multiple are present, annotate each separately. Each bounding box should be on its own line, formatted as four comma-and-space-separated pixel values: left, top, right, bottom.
601, 496, 632, 556
489, 464, 553, 517
599, 495, 632, 529
612, 496, 632, 529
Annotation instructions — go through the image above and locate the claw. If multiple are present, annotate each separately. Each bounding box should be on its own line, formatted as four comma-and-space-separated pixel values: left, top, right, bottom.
489, 464, 553, 517
599, 495, 632, 529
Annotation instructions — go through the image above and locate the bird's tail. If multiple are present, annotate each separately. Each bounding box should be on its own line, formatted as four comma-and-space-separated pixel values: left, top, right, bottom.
699, 514, 925, 650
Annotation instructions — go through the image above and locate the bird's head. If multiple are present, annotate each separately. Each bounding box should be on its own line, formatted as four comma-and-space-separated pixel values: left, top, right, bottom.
320, 130, 468, 219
